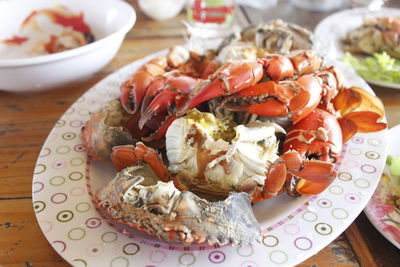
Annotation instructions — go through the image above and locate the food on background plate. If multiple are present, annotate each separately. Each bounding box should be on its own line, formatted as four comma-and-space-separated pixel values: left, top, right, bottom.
0, 5, 94, 59
387, 155, 400, 178
217, 19, 313, 61
81, 21, 387, 246
386, 155, 400, 209
342, 17, 400, 59
343, 51, 400, 84
367, 155, 400, 244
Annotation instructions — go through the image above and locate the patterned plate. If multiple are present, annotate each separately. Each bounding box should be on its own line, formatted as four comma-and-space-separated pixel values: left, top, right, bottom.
32, 51, 387, 266
365, 125, 400, 249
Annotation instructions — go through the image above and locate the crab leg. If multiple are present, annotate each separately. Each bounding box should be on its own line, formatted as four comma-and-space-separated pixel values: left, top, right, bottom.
222, 74, 323, 124
111, 142, 170, 182
282, 108, 343, 195
250, 159, 287, 202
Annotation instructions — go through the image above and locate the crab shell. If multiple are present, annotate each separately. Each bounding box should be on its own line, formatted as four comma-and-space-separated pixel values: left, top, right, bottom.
95, 165, 261, 245
81, 99, 133, 161
165, 109, 284, 197
218, 19, 314, 60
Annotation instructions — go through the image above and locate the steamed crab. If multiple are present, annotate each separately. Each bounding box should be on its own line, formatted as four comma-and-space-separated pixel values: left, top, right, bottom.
217, 19, 314, 61
82, 22, 387, 246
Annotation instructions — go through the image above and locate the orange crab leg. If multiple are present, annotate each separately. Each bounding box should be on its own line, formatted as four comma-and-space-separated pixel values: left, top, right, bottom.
222, 74, 322, 124
111, 143, 170, 181
251, 159, 287, 203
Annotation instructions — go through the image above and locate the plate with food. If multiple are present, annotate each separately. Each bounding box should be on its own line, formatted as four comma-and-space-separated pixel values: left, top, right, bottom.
365, 125, 400, 249
33, 21, 388, 266
314, 7, 400, 89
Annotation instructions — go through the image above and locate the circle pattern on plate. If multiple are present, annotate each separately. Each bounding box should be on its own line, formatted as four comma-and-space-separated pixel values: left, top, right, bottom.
32, 51, 387, 266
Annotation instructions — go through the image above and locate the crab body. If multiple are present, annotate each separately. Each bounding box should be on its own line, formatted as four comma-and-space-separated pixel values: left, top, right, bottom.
96, 165, 261, 245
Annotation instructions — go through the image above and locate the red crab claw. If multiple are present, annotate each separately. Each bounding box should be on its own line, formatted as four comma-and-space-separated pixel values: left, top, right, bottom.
332, 86, 387, 142
138, 76, 199, 141
111, 143, 170, 182
181, 61, 264, 112
222, 74, 323, 124
140, 71, 182, 116
282, 108, 343, 195
262, 55, 295, 81
120, 57, 168, 114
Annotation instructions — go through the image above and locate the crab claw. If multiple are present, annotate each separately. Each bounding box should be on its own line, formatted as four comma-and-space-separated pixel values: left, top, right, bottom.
111, 143, 170, 182
282, 108, 343, 195
332, 86, 387, 142
222, 74, 322, 124
339, 111, 388, 142
120, 58, 168, 114
283, 155, 337, 195
182, 61, 264, 112
138, 76, 198, 133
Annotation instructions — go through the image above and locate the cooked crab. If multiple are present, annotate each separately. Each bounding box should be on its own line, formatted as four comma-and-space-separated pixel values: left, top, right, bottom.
217, 19, 314, 61
165, 109, 285, 199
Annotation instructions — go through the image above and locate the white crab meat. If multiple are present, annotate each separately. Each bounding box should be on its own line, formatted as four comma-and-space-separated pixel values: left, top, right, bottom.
165, 109, 284, 196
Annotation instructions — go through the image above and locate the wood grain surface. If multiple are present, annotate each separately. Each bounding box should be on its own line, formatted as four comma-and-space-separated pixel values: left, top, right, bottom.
1, 0, 400, 266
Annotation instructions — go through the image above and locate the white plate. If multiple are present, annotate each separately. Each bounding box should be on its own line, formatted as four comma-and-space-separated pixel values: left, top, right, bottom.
365, 125, 400, 249
32, 51, 387, 266
314, 7, 400, 89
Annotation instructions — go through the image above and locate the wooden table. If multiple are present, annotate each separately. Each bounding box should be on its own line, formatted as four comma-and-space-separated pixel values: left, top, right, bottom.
1, 0, 399, 266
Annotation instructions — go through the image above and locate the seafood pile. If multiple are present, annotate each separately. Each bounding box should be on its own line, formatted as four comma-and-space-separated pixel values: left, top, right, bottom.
82, 21, 387, 246
343, 16, 400, 59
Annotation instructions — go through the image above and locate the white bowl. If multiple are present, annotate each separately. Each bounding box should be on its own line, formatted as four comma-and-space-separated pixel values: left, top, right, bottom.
0, 0, 136, 92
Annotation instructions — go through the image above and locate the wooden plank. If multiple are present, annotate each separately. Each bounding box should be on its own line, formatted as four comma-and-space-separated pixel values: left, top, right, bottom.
0, 199, 68, 266
345, 213, 400, 267
345, 221, 377, 267
298, 234, 359, 267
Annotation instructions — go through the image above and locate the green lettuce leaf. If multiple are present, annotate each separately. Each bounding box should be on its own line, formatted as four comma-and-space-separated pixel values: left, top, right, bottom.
343, 52, 400, 84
